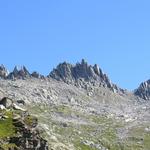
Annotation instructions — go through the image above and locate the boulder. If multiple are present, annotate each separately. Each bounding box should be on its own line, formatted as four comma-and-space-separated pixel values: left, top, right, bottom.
0, 97, 13, 108
13, 103, 26, 111
0, 105, 6, 110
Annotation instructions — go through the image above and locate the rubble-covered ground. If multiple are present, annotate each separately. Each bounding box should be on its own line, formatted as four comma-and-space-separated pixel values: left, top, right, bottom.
0, 78, 150, 150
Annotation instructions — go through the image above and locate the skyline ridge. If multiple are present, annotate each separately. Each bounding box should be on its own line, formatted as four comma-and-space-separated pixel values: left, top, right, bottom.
0, 59, 149, 91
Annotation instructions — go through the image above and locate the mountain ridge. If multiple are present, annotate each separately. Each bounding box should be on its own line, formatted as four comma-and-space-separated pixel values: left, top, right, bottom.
0, 60, 150, 149
0, 59, 150, 100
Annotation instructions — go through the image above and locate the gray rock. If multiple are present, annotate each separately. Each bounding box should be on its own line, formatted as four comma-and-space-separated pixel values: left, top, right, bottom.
49, 59, 122, 93
0, 64, 9, 79
7, 66, 31, 79
31, 71, 45, 79
134, 79, 150, 100
0, 97, 13, 108
31, 71, 41, 78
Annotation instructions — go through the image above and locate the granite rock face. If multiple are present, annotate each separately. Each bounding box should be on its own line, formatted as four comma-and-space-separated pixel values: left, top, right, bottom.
49, 59, 122, 93
134, 79, 150, 100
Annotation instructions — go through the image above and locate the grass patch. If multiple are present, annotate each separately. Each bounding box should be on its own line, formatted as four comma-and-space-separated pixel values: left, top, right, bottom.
0, 111, 16, 138
122, 125, 150, 150
1, 143, 18, 150
74, 140, 97, 150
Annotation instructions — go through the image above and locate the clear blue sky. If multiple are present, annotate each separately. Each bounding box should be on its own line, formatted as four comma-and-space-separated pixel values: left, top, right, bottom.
0, 0, 150, 90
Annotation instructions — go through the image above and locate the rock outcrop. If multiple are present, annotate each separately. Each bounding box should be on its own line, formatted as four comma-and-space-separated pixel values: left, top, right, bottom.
0, 66, 45, 80
0, 97, 49, 150
7, 66, 31, 80
49, 59, 122, 93
0, 97, 13, 108
0, 65, 9, 79
9, 115, 48, 150
134, 79, 150, 100
0, 60, 128, 95
0, 60, 125, 93
31, 71, 44, 79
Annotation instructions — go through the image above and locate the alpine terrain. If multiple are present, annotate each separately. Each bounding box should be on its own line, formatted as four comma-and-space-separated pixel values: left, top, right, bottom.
0, 59, 150, 150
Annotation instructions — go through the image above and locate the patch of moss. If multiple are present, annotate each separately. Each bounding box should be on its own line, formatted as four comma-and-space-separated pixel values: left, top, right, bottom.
0, 111, 16, 138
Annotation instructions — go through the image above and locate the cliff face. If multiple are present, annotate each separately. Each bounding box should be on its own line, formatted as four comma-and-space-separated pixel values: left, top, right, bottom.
0, 97, 48, 150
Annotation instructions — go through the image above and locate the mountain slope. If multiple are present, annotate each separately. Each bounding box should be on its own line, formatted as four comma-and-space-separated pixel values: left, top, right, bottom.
0, 60, 150, 150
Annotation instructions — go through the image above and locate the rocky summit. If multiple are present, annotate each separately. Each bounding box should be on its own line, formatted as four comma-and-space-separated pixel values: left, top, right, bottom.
0, 60, 150, 150
7, 66, 31, 80
134, 79, 150, 100
49, 59, 123, 93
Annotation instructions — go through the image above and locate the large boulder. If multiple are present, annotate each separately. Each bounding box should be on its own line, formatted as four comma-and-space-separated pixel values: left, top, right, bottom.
0, 97, 13, 108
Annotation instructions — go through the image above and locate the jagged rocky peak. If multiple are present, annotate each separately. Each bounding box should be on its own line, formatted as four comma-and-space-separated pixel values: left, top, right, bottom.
31, 71, 45, 79
134, 79, 150, 100
50, 61, 73, 81
0, 64, 9, 78
49, 59, 121, 93
49, 59, 103, 81
7, 65, 30, 79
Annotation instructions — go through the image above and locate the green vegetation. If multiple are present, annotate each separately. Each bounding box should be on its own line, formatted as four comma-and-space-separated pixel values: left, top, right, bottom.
54, 105, 72, 115
0, 111, 16, 138
74, 141, 97, 150
1, 144, 18, 150
0, 110, 18, 149
123, 125, 150, 150
28, 104, 150, 150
